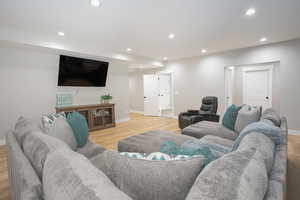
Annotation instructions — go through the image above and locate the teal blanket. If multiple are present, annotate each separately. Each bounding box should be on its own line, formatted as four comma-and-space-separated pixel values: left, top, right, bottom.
160, 140, 230, 165
232, 121, 283, 151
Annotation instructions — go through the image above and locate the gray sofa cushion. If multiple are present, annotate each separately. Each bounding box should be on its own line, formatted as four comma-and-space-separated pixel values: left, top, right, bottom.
261, 108, 281, 127
237, 132, 275, 173
199, 135, 234, 149
91, 150, 205, 200
14, 117, 41, 145
186, 148, 268, 200
118, 130, 197, 153
77, 140, 106, 159
234, 105, 260, 133
43, 116, 77, 151
43, 149, 133, 200
23, 131, 69, 178
182, 121, 238, 140
6, 132, 43, 199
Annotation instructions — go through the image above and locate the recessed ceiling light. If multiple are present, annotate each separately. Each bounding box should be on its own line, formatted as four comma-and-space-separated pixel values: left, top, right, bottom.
168, 33, 175, 39
126, 48, 132, 52
57, 32, 65, 36
260, 37, 267, 42
163, 57, 168, 61
201, 49, 207, 53
245, 8, 256, 16
90, 0, 101, 7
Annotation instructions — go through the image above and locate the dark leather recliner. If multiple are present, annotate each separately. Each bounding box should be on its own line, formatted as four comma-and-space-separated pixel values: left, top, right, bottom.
178, 96, 220, 129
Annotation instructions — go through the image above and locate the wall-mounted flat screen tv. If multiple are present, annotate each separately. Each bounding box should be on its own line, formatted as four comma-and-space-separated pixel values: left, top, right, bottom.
58, 55, 109, 87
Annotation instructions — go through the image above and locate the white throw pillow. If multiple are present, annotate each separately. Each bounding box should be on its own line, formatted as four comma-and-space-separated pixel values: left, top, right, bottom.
234, 105, 260, 133
43, 116, 77, 150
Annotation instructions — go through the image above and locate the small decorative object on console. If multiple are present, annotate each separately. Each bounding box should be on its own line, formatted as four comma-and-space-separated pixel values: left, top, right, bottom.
56, 93, 73, 107
101, 94, 112, 104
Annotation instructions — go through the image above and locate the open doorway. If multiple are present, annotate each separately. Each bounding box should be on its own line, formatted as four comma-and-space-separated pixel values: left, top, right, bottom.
143, 72, 174, 117
224, 62, 280, 112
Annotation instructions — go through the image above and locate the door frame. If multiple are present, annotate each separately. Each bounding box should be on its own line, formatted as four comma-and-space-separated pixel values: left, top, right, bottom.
242, 64, 273, 108
224, 66, 234, 112
157, 72, 175, 117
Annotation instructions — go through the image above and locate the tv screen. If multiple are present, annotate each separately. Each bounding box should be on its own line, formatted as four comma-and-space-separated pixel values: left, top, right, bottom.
58, 55, 109, 87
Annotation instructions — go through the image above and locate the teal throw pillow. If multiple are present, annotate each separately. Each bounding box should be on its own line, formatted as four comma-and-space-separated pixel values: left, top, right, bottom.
66, 112, 89, 148
222, 105, 242, 131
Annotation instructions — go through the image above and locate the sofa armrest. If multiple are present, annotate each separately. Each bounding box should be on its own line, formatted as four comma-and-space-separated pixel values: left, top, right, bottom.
76, 140, 106, 159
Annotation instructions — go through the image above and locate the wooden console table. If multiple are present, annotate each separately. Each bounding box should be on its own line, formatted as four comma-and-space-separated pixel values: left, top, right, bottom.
56, 104, 115, 131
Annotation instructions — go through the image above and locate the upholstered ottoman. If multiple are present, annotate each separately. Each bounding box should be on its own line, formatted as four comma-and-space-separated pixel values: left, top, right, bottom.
118, 130, 198, 153
182, 121, 238, 140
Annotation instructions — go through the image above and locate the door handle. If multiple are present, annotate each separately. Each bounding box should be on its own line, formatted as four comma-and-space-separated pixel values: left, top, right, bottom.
266, 97, 269, 100
144, 96, 146, 99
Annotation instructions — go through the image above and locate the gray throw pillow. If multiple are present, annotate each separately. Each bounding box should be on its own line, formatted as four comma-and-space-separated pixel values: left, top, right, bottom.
23, 131, 69, 178
186, 148, 268, 200
14, 117, 42, 145
237, 132, 275, 173
91, 150, 205, 200
43, 116, 77, 150
43, 149, 133, 200
261, 108, 281, 127
234, 105, 260, 133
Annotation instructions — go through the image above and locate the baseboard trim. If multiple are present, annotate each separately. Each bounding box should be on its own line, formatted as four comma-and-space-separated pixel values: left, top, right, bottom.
0, 138, 6, 146
161, 115, 178, 119
116, 117, 130, 123
130, 110, 144, 114
288, 129, 300, 135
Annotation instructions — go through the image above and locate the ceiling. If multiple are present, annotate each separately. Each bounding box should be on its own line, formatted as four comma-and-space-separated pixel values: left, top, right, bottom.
1, 0, 300, 61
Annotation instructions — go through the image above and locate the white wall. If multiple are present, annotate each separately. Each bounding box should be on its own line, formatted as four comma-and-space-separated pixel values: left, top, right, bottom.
129, 38, 300, 130
0, 46, 130, 139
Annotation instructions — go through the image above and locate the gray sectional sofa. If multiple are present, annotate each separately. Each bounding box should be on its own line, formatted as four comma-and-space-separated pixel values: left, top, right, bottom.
6, 109, 287, 200
118, 109, 288, 200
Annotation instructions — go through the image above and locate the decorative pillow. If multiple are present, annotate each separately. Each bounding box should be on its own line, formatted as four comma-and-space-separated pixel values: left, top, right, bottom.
67, 112, 89, 148
43, 116, 77, 151
42, 112, 66, 130
120, 152, 193, 161
14, 117, 42, 145
261, 108, 281, 127
234, 105, 261, 133
222, 105, 242, 131
237, 132, 275, 173
22, 130, 69, 178
186, 148, 268, 200
43, 149, 133, 200
91, 150, 205, 200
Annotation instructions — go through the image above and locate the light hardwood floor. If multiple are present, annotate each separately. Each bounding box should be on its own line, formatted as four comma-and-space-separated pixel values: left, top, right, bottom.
0, 113, 299, 200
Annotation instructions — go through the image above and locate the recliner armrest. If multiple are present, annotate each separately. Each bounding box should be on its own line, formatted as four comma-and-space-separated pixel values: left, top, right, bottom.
202, 114, 220, 122
187, 110, 200, 114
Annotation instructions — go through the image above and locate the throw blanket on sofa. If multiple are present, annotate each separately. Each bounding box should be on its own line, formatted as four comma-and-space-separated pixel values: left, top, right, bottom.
160, 140, 231, 165
232, 121, 283, 151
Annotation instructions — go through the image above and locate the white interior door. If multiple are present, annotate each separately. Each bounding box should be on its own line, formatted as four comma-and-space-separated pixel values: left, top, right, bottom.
159, 74, 172, 110
243, 66, 273, 111
225, 67, 234, 109
143, 75, 160, 116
